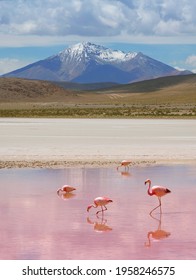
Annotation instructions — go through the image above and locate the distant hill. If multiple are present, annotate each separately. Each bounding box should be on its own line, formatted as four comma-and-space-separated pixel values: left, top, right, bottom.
103, 73, 196, 93
2, 42, 192, 84
0, 74, 195, 104
0, 77, 74, 102
53, 81, 118, 90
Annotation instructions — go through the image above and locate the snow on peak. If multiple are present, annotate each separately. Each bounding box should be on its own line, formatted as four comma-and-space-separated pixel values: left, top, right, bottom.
58, 42, 138, 63
99, 48, 137, 62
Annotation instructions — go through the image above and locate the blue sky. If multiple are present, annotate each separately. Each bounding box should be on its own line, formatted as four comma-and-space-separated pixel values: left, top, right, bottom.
0, 0, 195, 75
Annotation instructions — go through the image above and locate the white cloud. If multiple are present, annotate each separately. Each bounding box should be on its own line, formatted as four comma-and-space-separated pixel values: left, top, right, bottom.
185, 55, 196, 67
98, 3, 127, 29
0, 0, 195, 46
154, 19, 181, 35
174, 66, 186, 71
0, 58, 33, 75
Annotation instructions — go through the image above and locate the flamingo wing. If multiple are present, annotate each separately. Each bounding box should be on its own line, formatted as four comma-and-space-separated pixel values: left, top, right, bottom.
94, 197, 113, 206
63, 185, 76, 192
151, 186, 170, 197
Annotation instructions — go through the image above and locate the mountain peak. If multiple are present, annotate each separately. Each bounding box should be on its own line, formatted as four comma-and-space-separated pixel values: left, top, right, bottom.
73, 41, 97, 49
69, 41, 95, 53
2, 41, 189, 84
58, 42, 138, 63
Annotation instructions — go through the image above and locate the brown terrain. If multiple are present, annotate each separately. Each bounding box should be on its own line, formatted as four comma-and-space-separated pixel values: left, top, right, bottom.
0, 74, 195, 117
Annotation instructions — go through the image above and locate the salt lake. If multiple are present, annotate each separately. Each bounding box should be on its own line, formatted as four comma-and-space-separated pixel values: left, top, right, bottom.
0, 164, 196, 260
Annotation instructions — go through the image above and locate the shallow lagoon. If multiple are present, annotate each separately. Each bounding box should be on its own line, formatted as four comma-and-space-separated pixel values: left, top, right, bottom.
0, 164, 196, 260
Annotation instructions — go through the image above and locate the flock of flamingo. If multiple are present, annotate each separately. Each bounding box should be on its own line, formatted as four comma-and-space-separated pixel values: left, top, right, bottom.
57, 159, 171, 216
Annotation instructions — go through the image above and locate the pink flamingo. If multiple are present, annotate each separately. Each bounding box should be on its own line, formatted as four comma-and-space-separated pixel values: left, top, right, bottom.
87, 197, 113, 215
117, 160, 132, 170
145, 179, 171, 214
57, 185, 76, 195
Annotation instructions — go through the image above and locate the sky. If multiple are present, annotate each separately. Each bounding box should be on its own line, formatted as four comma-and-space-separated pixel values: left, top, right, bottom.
0, 0, 196, 75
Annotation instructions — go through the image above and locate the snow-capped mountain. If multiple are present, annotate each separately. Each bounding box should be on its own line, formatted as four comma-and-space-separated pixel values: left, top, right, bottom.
58, 42, 137, 63
2, 42, 191, 84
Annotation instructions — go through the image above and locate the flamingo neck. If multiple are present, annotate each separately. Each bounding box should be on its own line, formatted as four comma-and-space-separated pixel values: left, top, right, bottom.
87, 203, 97, 212
147, 181, 153, 196
91, 204, 98, 209
147, 231, 153, 238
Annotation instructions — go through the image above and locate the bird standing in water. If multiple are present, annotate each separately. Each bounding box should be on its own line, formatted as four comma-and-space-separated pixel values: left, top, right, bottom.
117, 160, 132, 170
87, 197, 113, 216
57, 185, 76, 195
145, 179, 171, 214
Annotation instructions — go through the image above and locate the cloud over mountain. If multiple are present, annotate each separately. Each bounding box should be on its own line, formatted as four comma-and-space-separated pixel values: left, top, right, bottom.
0, 0, 195, 40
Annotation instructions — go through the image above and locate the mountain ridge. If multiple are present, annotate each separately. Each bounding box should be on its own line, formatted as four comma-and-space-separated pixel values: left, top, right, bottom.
2, 42, 192, 83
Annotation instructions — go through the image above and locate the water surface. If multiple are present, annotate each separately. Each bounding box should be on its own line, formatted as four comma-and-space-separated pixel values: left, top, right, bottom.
0, 165, 196, 260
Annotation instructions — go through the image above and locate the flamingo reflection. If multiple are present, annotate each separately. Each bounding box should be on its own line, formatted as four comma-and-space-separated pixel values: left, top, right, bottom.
87, 216, 112, 232
145, 213, 171, 247
57, 192, 76, 200
119, 171, 132, 177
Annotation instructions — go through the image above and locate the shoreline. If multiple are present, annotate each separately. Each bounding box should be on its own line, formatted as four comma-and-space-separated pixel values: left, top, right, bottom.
1, 118, 195, 169
0, 157, 195, 169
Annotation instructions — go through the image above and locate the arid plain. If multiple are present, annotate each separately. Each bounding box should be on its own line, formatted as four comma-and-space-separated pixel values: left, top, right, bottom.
0, 74, 195, 119
0, 74, 195, 168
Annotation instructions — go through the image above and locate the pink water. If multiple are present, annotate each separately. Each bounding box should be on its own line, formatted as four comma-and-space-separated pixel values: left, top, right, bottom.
0, 165, 196, 260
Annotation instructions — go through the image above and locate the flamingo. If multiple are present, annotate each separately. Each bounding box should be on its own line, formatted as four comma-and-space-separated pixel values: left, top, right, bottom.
57, 185, 76, 195
117, 160, 132, 170
87, 197, 113, 216
145, 179, 171, 214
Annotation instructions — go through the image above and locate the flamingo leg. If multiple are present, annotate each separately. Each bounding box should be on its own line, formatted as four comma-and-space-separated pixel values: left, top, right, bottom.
145, 235, 151, 247
149, 197, 162, 215
96, 206, 103, 215
96, 205, 108, 216
159, 197, 162, 214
